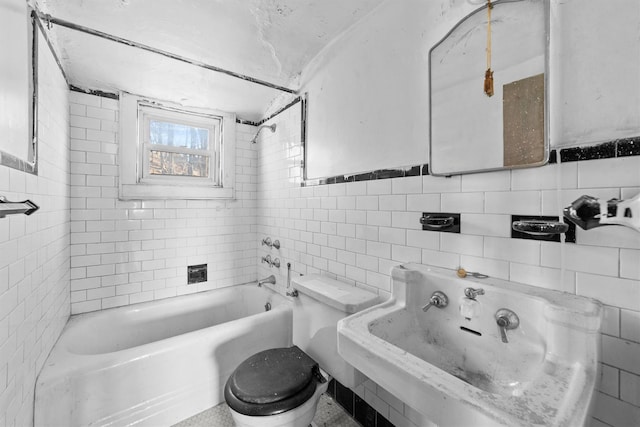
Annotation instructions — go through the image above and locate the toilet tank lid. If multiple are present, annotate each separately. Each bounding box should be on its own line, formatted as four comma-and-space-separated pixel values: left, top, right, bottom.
291, 275, 379, 314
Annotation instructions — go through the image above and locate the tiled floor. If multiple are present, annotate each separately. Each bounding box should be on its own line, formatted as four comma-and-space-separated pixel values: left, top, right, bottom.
173, 394, 360, 427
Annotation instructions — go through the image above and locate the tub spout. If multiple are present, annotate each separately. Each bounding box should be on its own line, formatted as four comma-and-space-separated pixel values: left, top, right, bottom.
258, 275, 276, 287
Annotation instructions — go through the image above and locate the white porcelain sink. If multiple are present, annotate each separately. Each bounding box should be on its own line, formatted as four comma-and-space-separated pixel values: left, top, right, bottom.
338, 263, 602, 427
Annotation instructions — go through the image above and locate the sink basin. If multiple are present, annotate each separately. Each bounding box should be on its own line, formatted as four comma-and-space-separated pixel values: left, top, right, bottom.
338, 263, 602, 427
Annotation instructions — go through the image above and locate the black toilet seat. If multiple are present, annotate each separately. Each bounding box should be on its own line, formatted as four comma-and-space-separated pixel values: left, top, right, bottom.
224, 346, 323, 416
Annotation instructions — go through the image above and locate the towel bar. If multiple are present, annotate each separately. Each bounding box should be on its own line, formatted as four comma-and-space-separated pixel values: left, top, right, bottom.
0, 196, 39, 218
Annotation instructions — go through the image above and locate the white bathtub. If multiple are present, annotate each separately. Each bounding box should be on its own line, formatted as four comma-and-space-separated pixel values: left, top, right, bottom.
35, 284, 292, 427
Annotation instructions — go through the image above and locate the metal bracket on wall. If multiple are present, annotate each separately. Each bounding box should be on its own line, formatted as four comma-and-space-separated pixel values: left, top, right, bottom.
420, 212, 460, 233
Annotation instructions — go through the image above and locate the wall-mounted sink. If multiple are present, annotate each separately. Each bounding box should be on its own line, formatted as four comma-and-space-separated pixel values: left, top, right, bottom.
338, 263, 602, 427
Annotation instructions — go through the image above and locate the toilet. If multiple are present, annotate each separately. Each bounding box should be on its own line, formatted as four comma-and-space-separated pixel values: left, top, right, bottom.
224, 274, 379, 427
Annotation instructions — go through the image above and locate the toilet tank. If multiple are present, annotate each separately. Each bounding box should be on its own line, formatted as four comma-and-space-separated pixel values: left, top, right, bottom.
291, 275, 379, 388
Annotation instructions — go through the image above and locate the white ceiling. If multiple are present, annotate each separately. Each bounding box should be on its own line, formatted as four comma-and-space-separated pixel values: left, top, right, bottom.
35, 0, 386, 122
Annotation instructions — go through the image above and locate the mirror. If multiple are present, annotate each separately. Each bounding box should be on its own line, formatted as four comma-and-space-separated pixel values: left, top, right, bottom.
0, 1, 38, 174
429, 0, 549, 176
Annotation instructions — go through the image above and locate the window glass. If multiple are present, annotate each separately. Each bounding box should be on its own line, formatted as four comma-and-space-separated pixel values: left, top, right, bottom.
148, 151, 209, 177
140, 105, 220, 183
149, 120, 209, 150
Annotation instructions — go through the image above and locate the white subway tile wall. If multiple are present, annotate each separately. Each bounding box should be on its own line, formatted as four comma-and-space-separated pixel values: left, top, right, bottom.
257, 106, 640, 427
0, 36, 70, 426
10, 86, 636, 427
68, 93, 257, 314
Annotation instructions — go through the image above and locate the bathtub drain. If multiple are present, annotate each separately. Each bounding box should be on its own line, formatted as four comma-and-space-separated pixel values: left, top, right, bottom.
264, 302, 272, 311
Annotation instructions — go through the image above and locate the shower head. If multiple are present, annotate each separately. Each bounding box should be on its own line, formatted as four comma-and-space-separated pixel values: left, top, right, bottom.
251, 124, 277, 144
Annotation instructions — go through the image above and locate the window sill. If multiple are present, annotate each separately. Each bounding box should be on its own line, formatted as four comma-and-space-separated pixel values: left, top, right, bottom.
119, 183, 234, 200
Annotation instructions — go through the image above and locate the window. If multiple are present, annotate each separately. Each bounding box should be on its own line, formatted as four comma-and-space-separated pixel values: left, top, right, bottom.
119, 93, 236, 200
140, 105, 219, 183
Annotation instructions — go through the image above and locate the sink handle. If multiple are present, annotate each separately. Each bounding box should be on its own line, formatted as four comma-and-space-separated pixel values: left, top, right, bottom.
495, 309, 519, 343
422, 291, 448, 312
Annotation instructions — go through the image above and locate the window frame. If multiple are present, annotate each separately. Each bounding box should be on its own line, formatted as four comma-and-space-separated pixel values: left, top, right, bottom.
119, 92, 236, 200
138, 104, 220, 185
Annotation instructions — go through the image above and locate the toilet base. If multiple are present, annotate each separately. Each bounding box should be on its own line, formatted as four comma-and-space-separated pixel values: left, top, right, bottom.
228, 371, 329, 427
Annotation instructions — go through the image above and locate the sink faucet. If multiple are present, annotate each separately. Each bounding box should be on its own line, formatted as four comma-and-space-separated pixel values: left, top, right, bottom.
422, 291, 449, 312
257, 275, 276, 287
464, 287, 485, 299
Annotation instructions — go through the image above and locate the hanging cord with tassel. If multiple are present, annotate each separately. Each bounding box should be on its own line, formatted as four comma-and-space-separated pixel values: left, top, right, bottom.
484, 0, 494, 97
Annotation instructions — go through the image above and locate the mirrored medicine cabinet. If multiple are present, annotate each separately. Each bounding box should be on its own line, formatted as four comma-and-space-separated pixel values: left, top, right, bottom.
429, 0, 549, 176
0, 3, 38, 174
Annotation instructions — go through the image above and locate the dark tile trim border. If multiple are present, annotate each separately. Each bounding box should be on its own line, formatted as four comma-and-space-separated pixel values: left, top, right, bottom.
67, 85, 275, 127
303, 164, 430, 187
549, 136, 640, 163
256, 96, 303, 126
69, 85, 119, 100
237, 118, 260, 126
305, 136, 640, 187
326, 379, 396, 427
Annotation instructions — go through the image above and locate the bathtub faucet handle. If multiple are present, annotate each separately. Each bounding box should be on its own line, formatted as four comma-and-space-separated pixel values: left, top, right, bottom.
261, 255, 272, 265
261, 237, 273, 247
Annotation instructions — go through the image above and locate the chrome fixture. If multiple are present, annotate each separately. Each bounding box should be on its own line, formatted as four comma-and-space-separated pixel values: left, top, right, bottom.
261, 255, 280, 268
0, 196, 39, 218
261, 237, 281, 250
510, 215, 576, 243
285, 262, 298, 297
464, 287, 485, 299
422, 291, 449, 312
512, 219, 568, 236
251, 123, 277, 144
564, 193, 640, 232
264, 302, 271, 311
32, 11, 296, 95
495, 309, 520, 343
258, 275, 276, 287
420, 212, 461, 233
